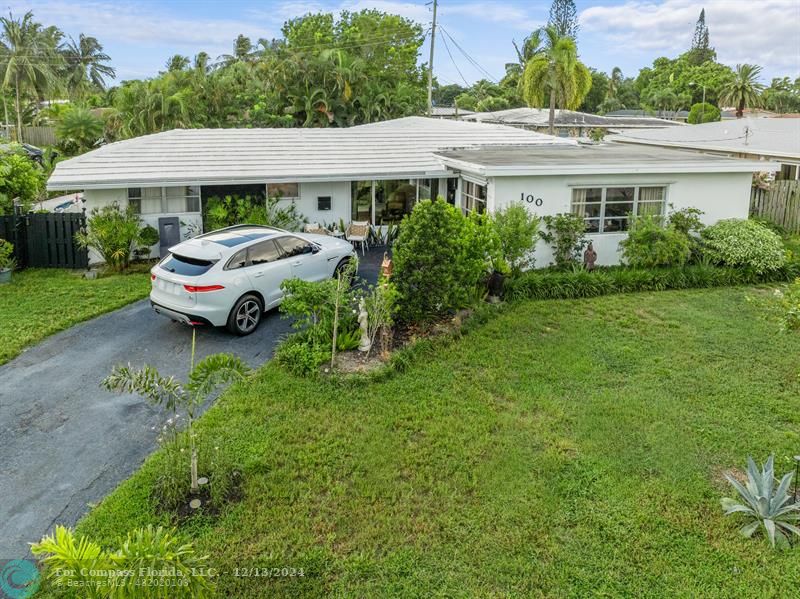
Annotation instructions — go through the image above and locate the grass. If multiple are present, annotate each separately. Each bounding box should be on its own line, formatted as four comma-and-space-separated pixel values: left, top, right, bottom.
0, 266, 151, 365
74, 287, 800, 597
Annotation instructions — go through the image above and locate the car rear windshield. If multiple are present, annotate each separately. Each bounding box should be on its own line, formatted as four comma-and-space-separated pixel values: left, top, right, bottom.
160, 254, 216, 276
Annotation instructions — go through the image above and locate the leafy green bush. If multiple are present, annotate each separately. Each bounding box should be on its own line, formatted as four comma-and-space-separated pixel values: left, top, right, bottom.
701, 219, 786, 273
506, 263, 798, 302
205, 194, 306, 231
31, 524, 213, 597
687, 102, 721, 124
539, 213, 588, 269
492, 203, 540, 274
619, 215, 692, 268
0, 144, 45, 214
754, 277, 800, 332
274, 335, 330, 377
393, 199, 494, 323
0, 238, 15, 270
668, 206, 705, 237
75, 202, 145, 271
721, 455, 800, 548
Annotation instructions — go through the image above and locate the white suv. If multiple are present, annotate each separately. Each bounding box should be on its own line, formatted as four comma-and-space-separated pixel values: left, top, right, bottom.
150, 225, 356, 335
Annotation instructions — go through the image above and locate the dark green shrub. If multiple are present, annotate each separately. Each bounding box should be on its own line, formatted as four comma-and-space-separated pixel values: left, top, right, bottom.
506, 263, 799, 302
393, 199, 493, 323
205, 194, 306, 231
619, 215, 692, 267
539, 213, 588, 269
274, 335, 330, 377
668, 206, 705, 236
0, 144, 46, 214
701, 219, 786, 273
687, 102, 721, 124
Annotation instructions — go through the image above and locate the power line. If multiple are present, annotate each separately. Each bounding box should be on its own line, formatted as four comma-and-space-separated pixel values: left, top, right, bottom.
439, 26, 499, 83
439, 27, 470, 88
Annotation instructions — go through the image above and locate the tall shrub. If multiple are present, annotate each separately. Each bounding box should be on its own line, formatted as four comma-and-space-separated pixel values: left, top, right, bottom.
75, 202, 143, 271
539, 213, 588, 269
393, 199, 493, 323
492, 203, 540, 274
0, 144, 45, 214
619, 215, 692, 268
701, 219, 786, 273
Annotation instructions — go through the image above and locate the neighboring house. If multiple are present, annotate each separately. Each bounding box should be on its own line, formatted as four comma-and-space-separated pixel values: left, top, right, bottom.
610, 118, 800, 180
47, 117, 775, 266
605, 109, 690, 123
463, 108, 683, 137
429, 106, 474, 120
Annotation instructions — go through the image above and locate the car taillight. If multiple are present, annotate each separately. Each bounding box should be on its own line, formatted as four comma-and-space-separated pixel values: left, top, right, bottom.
184, 284, 225, 293
151, 274, 156, 281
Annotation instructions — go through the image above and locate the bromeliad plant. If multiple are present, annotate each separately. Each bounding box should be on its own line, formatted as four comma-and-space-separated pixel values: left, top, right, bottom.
103, 332, 250, 495
721, 455, 800, 548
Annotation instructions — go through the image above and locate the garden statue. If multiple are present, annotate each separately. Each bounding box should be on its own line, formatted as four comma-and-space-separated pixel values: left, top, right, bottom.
583, 242, 597, 271
381, 252, 393, 280
358, 297, 371, 352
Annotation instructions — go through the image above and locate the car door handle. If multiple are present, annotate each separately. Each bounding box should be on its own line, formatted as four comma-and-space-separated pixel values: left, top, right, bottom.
253, 271, 265, 278
291, 261, 302, 266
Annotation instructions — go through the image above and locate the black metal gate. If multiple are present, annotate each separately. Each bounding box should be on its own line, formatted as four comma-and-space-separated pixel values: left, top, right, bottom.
0, 211, 88, 268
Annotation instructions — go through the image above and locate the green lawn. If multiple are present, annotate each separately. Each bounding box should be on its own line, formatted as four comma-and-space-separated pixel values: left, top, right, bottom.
76, 287, 800, 597
0, 267, 151, 365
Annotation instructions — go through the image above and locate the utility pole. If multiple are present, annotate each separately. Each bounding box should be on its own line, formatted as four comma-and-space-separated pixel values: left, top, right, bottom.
427, 0, 438, 117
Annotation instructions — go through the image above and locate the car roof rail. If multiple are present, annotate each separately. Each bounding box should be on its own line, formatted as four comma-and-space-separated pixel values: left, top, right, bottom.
196, 224, 288, 238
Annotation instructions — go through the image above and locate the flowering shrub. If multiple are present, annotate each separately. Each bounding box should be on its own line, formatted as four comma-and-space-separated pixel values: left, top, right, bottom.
700, 219, 786, 273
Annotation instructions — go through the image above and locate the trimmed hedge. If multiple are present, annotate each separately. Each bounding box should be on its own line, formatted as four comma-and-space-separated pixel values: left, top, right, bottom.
506, 263, 800, 301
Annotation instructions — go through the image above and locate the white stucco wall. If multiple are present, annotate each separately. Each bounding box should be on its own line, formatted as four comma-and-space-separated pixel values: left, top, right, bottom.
83, 188, 203, 264
490, 171, 753, 267
293, 181, 352, 227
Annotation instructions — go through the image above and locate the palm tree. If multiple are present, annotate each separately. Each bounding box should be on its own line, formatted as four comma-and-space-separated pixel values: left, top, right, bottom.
0, 11, 62, 141
56, 106, 103, 153
519, 26, 591, 135
607, 66, 623, 100
165, 54, 190, 72
720, 64, 764, 118
61, 34, 115, 98
104, 346, 250, 493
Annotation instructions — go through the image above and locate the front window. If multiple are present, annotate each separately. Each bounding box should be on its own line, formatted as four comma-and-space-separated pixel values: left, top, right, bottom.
267, 182, 299, 199
376, 180, 416, 225
462, 180, 487, 214
127, 188, 141, 214
572, 185, 667, 233
165, 186, 200, 213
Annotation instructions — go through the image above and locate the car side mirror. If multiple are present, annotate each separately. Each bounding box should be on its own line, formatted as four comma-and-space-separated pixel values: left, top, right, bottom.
310, 244, 320, 254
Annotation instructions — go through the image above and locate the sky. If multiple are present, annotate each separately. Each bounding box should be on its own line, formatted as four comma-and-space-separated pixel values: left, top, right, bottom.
6, 0, 800, 87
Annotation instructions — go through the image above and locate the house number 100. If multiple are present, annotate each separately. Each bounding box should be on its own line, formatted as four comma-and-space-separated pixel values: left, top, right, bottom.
521, 193, 543, 207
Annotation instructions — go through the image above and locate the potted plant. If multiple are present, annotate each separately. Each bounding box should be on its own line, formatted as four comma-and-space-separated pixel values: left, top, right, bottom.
0, 239, 16, 284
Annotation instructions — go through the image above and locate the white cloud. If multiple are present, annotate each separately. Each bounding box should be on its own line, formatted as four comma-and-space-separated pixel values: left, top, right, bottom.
7, 0, 277, 54
580, 0, 800, 76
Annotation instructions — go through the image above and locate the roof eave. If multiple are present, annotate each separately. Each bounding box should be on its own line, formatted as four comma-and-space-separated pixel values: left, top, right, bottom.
611, 137, 800, 161
46, 168, 458, 191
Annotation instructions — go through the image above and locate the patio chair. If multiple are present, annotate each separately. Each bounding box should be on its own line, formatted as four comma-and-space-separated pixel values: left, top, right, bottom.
304, 222, 328, 235
346, 221, 371, 256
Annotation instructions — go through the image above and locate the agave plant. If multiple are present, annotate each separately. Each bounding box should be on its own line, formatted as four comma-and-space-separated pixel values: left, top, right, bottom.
721, 455, 800, 548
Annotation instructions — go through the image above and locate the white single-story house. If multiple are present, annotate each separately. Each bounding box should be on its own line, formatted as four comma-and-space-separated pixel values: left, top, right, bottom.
610, 118, 800, 181
47, 117, 776, 266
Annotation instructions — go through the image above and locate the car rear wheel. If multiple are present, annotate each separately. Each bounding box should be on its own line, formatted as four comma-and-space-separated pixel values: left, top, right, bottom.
227, 294, 262, 335
333, 258, 353, 282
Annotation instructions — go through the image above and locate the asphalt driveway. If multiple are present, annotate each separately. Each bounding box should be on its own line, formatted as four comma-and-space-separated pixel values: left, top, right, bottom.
0, 299, 292, 559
